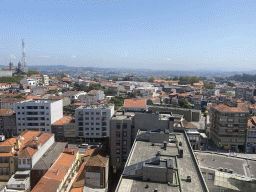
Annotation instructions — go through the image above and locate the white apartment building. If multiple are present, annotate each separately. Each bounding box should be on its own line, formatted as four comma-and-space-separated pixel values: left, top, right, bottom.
15, 99, 63, 134
20, 78, 36, 88
75, 103, 114, 142
78, 90, 105, 104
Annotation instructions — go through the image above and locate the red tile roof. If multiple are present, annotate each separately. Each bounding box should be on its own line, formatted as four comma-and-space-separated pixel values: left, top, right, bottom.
124, 99, 146, 108
52, 116, 73, 126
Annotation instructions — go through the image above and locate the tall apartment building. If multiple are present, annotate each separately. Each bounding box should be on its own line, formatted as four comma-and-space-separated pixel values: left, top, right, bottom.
210, 102, 249, 151
110, 111, 134, 169
42, 75, 49, 86
15, 99, 63, 135
75, 104, 114, 143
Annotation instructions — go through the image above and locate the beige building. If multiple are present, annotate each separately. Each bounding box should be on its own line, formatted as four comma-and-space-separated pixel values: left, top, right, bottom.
42, 75, 49, 86
210, 102, 249, 151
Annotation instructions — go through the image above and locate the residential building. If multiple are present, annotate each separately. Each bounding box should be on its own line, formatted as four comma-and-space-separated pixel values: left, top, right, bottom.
42, 75, 49, 86
31, 74, 43, 85
20, 78, 36, 88
0, 131, 54, 181
51, 116, 73, 142
195, 151, 256, 192
246, 117, 256, 153
62, 91, 86, 103
0, 109, 17, 137
15, 99, 63, 134
0, 98, 25, 111
31, 148, 79, 192
123, 99, 147, 112
110, 111, 134, 168
210, 102, 249, 151
75, 104, 114, 143
78, 90, 105, 105
71, 149, 109, 192
115, 129, 208, 192
30, 142, 68, 190
64, 119, 76, 142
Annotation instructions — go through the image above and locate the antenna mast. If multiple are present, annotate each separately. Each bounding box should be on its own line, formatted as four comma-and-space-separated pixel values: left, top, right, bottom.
22, 39, 27, 72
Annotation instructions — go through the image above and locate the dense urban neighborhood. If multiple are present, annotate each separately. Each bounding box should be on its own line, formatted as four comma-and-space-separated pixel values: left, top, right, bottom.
0, 62, 256, 192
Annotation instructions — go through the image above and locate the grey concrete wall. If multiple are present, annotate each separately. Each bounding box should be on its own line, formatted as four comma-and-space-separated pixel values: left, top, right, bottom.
0, 71, 12, 77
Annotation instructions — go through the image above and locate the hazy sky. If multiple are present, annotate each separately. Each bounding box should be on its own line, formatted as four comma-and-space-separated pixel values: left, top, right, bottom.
1, 0, 256, 70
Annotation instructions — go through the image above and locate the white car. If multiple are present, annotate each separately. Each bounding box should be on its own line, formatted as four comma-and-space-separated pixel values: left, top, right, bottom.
79, 143, 88, 148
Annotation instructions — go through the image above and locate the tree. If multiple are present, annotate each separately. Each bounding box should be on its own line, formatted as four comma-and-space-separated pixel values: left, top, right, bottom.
15, 95, 23, 98
112, 77, 119, 81
173, 76, 179, 80
204, 82, 215, 89
148, 77, 154, 83
138, 78, 145, 82
227, 92, 234, 97
26, 70, 40, 77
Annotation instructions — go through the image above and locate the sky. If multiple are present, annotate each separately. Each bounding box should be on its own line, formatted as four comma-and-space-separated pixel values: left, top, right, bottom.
1, 0, 256, 71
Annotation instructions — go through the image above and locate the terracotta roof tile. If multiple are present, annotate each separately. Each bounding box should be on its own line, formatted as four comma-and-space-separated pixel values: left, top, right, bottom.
52, 116, 73, 126
124, 99, 146, 108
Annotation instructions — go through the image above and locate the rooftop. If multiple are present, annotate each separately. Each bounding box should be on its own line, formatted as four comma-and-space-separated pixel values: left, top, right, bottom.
52, 116, 73, 126
124, 99, 146, 109
32, 142, 68, 170
116, 131, 207, 192
211, 103, 249, 113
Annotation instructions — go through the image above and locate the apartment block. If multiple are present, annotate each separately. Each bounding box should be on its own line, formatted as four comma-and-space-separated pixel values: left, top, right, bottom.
0, 131, 54, 182
116, 129, 208, 192
110, 112, 134, 168
75, 104, 114, 143
31, 148, 79, 192
210, 102, 249, 151
15, 99, 63, 134
0, 109, 17, 137
51, 116, 73, 142
42, 75, 49, 86
78, 90, 105, 104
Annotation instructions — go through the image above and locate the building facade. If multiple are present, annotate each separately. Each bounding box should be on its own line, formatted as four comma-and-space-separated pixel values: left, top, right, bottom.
15, 99, 63, 134
75, 104, 114, 142
210, 103, 249, 151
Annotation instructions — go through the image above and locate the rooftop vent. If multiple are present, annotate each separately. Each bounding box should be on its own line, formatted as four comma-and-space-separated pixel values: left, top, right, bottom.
228, 169, 233, 174
145, 184, 149, 188
179, 141, 182, 146
156, 150, 161, 156
34, 137, 39, 141
187, 176, 191, 182
219, 167, 223, 171
154, 189, 158, 192
151, 143, 155, 146
224, 168, 228, 172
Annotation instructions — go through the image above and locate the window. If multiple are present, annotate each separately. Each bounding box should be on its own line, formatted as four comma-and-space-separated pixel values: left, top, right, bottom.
116, 140, 120, 146
85, 112, 89, 115
234, 113, 239, 117
116, 132, 120, 138
96, 133, 100, 135
91, 128, 94, 130
27, 159, 30, 164
116, 157, 120, 163
116, 149, 120, 154
123, 148, 127, 154
102, 112, 107, 116
79, 132, 83, 136
96, 112, 100, 115
91, 122, 94, 125
116, 123, 120, 129
91, 117, 94, 120
240, 113, 245, 116
102, 127, 106, 131
18, 118, 20, 120
91, 133, 94, 135
17, 107, 20, 109
85, 128, 89, 130
79, 127, 83, 131
228, 119, 233, 122
102, 132, 106, 136
85, 122, 89, 125
91, 112, 94, 115
123, 131, 127, 137
23, 159, 26, 164
123, 123, 127, 129
18, 159, 21, 165
96, 117, 100, 120
234, 119, 239, 122
102, 122, 106, 126
123, 158, 127, 162
96, 123, 100, 125
208, 173, 214, 180
96, 128, 100, 130
123, 140, 127, 146
227, 124, 233, 127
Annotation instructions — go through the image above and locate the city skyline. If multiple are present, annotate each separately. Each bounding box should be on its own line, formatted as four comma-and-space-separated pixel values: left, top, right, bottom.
1, 0, 256, 70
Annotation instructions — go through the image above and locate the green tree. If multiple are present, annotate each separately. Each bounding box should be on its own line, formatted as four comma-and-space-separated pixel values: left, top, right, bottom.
173, 76, 179, 80
14, 95, 23, 98
227, 92, 234, 97
26, 70, 40, 77
204, 82, 215, 89
112, 77, 119, 81
148, 77, 155, 83
138, 78, 145, 82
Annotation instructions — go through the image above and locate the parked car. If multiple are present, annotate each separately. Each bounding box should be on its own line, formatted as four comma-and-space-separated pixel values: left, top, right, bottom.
79, 143, 88, 148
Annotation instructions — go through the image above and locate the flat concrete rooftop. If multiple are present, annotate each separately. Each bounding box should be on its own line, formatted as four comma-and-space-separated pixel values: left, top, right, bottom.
116, 131, 207, 192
